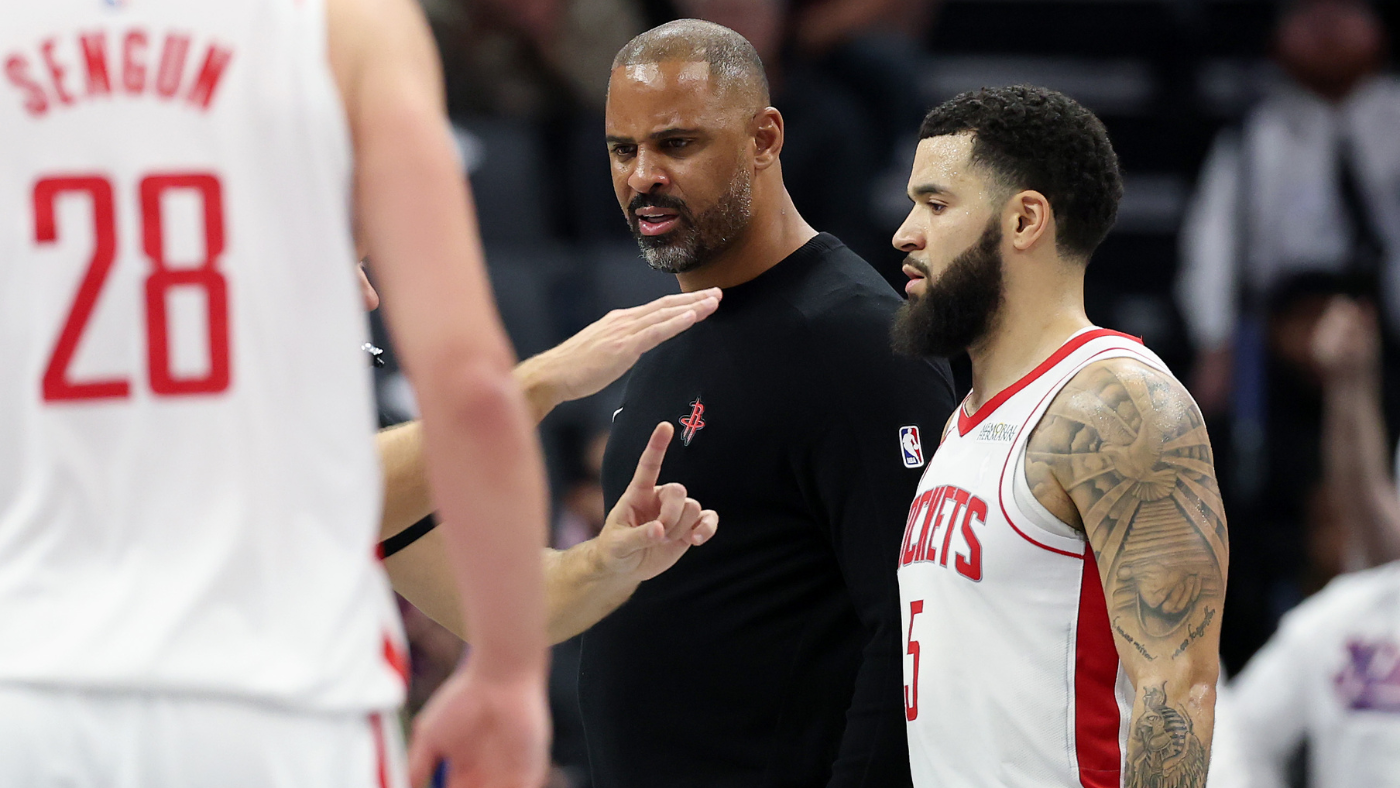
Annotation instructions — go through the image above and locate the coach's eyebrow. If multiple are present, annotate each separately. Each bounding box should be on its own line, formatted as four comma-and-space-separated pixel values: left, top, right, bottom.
607, 128, 704, 145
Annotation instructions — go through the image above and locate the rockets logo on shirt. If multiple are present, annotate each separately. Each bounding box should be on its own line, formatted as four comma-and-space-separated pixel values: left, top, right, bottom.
899, 426, 924, 468
679, 397, 706, 446
898, 485, 986, 581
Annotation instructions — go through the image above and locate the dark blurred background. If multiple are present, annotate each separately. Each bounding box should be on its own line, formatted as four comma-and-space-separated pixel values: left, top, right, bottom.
372, 2, 1400, 785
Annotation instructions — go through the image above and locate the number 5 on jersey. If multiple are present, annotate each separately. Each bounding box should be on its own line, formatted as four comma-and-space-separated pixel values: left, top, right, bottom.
905, 599, 923, 722
34, 173, 231, 402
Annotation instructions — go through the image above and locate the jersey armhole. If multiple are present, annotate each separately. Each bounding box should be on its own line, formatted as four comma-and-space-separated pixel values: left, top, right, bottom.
1008, 439, 1082, 541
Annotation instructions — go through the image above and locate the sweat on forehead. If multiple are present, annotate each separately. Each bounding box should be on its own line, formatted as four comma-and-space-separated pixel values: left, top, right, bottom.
611, 19, 771, 109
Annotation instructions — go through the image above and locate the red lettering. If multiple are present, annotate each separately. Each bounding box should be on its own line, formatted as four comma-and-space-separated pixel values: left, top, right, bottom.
939, 488, 970, 567
186, 44, 232, 110
39, 39, 73, 105
912, 487, 946, 563
900, 489, 934, 567
79, 33, 111, 97
154, 34, 190, 98
899, 484, 989, 581
123, 30, 147, 94
4, 55, 48, 116
955, 497, 988, 581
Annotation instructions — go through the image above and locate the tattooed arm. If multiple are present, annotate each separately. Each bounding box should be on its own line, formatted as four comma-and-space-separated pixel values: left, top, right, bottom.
1026, 358, 1229, 788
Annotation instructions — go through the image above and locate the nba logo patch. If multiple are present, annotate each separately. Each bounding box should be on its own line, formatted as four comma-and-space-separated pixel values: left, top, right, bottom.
899, 426, 924, 468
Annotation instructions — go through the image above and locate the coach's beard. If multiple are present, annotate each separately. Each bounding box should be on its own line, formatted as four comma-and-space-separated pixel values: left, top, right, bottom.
892, 218, 1006, 359
629, 169, 753, 274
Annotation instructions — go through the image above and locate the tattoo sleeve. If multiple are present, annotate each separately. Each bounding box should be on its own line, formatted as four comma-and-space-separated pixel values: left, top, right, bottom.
1026, 359, 1228, 788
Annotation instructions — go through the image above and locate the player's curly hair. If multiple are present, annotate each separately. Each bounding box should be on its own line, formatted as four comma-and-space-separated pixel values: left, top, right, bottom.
919, 85, 1122, 262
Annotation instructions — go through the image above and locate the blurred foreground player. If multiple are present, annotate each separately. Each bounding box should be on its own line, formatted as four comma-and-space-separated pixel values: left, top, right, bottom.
892, 86, 1229, 787
0, 1, 549, 787
581, 20, 957, 788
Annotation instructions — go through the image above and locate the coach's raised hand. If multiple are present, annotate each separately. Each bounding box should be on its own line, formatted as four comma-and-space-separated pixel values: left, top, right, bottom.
596, 421, 718, 579
542, 422, 718, 643
514, 289, 722, 422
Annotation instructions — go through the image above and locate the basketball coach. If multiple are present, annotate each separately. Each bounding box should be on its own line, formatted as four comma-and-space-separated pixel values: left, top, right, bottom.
579, 20, 957, 788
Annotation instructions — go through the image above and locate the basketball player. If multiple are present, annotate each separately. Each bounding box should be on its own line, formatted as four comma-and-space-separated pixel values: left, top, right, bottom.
0, 1, 548, 787
891, 85, 1228, 788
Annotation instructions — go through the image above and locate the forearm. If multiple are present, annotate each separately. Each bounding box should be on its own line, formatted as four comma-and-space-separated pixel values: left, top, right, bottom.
378, 421, 433, 541
513, 353, 563, 425
386, 536, 640, 645
1322, 380, 1400, 565
1123, 662, 1218, 788
543, 543, 641, 643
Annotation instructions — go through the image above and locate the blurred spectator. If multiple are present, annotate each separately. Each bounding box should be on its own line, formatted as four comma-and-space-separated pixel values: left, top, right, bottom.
1315, 297, 1400, 568
1177, 0, 1400, 666
1179, 0, 1398, 416
1227, 296, 1400, 788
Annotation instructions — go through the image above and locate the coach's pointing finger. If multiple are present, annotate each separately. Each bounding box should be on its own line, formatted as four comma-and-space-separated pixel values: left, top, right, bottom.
627, 422, 675, 496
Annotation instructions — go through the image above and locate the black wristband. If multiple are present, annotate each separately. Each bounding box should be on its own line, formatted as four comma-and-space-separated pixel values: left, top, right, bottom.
378, 514, 439, 559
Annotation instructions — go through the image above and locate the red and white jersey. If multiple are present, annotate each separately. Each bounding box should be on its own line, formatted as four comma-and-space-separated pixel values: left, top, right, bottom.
898, 328, 1173, 788
0, 0, 406, 711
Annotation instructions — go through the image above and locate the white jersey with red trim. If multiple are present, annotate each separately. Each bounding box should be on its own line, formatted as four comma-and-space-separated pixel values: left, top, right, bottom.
898, 328, 1173, 788
0, 0, 405, 711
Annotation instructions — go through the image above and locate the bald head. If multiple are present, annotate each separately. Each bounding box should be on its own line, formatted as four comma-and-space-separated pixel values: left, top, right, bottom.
611, 19, 770, 111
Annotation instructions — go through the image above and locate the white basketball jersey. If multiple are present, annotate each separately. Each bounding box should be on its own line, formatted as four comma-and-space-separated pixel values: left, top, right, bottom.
898, 328, 1173, 788
0, 0, 406, 711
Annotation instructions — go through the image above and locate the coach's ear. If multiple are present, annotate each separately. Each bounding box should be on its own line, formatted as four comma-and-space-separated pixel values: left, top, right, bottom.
1006, 189, 1053, 253
752, 107, 784, 170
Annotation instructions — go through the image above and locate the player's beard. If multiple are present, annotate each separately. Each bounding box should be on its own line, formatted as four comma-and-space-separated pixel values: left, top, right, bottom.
628, 166, 753, 274
891, 217, 1006, 358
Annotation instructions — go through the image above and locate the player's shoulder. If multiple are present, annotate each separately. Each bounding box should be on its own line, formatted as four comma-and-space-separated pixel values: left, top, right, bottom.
1053, 353, 1195, 428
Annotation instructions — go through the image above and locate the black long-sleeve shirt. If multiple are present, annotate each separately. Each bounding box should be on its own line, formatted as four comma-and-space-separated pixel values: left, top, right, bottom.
580, 234, 957, 788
